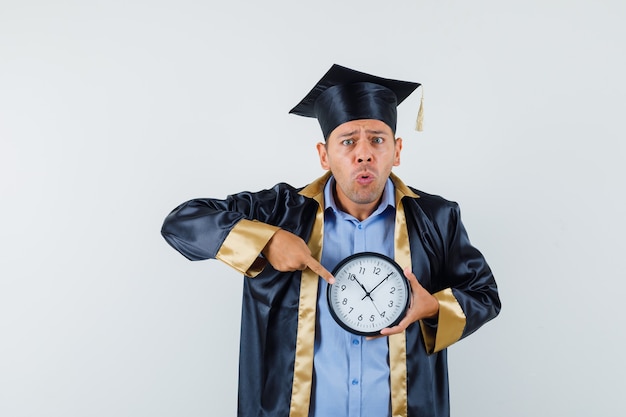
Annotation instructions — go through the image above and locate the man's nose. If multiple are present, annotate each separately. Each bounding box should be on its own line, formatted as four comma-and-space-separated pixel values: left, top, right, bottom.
356, 141, 373, 163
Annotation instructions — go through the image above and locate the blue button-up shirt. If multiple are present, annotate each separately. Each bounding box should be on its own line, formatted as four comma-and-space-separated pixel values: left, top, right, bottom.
310, 176, 396, 417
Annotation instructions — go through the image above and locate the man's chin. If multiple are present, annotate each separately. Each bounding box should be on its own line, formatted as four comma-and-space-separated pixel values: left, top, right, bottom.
349, 191, 383, 206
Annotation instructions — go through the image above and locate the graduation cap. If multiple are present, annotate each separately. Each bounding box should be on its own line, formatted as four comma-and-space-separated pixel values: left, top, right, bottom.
289, 64, 423, 139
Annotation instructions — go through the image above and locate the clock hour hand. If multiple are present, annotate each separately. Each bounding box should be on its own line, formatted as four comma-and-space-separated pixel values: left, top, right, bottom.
349, 273, 371, 298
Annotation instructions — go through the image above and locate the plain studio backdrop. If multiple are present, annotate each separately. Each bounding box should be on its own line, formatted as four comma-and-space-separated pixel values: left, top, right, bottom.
1, 1, 624, 416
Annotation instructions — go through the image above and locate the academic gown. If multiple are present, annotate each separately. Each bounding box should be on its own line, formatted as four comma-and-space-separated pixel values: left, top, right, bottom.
161, 172, 501, 417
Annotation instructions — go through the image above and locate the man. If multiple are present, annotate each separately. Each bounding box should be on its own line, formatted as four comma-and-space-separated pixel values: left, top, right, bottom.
161, 64, 501, 417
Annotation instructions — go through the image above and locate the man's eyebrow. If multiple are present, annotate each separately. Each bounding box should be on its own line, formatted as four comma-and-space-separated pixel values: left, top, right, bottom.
337, 129, 390, 138
366, 129, 389, 135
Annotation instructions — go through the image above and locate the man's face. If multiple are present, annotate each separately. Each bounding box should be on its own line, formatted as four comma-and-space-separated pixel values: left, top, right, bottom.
316, 119, 402, 220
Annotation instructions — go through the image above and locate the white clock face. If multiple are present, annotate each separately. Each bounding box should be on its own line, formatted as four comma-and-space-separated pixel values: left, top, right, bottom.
327, 252, 410, 336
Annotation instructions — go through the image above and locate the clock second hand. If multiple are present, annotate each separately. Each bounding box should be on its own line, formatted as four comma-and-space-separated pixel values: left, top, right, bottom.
367, 296, 383, 318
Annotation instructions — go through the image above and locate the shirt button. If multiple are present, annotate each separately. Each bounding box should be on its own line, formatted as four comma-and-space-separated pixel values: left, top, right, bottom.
358, 224, 362, 229
351, 379, 359, 386
352, 339, 360, 345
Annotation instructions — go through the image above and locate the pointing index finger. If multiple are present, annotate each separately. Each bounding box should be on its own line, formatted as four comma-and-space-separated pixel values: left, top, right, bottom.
306, 257, 335, 284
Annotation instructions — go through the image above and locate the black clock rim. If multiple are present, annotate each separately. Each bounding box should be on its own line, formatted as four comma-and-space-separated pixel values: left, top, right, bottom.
326, 251, 410, 337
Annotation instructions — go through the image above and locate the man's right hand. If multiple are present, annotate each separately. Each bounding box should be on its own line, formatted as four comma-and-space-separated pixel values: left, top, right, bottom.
262, 229, 335, 284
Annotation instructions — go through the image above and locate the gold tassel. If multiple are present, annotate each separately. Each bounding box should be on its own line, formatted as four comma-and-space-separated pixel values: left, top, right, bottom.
415, 86, 424, 132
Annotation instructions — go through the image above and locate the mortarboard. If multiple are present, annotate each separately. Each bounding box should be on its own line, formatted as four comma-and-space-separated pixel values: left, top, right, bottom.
289, 64, 422, 139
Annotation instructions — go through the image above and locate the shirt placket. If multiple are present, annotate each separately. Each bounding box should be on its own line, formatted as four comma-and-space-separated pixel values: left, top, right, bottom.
348, 333, 362, 416
348, 220, 367, 417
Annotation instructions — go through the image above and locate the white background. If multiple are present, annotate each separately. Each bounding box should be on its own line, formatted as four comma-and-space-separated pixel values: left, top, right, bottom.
1, 1, 625, 416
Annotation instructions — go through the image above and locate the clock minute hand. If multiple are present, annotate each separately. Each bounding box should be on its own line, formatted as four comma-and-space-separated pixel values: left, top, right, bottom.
368, 272, 394, 296
361, 272, 392, 301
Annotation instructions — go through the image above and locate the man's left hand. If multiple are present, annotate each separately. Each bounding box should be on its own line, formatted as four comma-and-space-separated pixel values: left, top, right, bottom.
377, 267, 439, 337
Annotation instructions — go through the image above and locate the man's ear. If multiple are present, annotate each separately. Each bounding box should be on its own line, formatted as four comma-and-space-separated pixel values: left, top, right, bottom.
316, 142, 330, 170
394, 137, 403, 167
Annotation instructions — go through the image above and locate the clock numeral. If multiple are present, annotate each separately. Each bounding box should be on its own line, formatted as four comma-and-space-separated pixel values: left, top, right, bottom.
388, 300, 394, 308
369, 315, 375, 322
380, 311, 386, 318
342, 298, 348, 305
341, 284, 346, 291
390, 286, 396, 294
359, 267, 365, 274
358, 314, 363, 321
373, 267, 381, 275
349, 307, 354, 314
349, 273, 357, 281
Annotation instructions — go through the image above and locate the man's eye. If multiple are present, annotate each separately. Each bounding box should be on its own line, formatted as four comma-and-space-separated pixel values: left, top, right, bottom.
342, 139, 354, 146
372, 137, 384, 144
